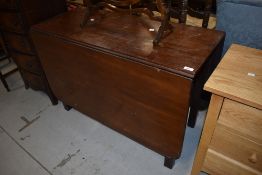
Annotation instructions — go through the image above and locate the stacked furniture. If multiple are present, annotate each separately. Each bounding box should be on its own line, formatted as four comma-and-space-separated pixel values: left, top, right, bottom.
0, 0, 67, 104
191, 44, 262, 175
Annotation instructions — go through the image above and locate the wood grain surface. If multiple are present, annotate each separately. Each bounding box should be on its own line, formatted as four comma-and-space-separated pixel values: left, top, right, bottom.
210, 124, 262, 171
32, 7, 224, 79
218, 99, 262, 144
205, 44, 262, 109
32, 32, 191, 158
203, 149, 260, 175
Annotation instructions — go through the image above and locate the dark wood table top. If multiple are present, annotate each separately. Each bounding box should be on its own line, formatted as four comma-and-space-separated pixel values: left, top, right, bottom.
31, 7, 224, 78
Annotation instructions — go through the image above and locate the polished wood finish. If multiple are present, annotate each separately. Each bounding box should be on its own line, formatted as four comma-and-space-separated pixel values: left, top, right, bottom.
80, 0, 181, 45
33, 32, 192, 159
31, 8, 224, 168
0, 0, 67, 104
32, 8, 224, 129
191, 44, 262, 175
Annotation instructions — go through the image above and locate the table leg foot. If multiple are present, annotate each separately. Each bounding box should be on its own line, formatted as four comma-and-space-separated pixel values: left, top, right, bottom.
164, 157, 175, 169
187, 107, 198, 128
49, 95, 58, 105
63, 103, 72, 111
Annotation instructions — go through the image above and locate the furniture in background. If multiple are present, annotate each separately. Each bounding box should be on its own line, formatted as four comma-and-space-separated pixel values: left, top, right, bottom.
31, 8, 224, 169
80, 0, 178, 45
0, 33, 18, 91
0, 0, 67, 104
0, 34, 11, 63
83, 0, 188, 23
191, 44, 262, 175
188, 0, 215, 28
216, 0, 262, 54
169, 0, 187, 24
81, 0, 188, 45
81, 0, 214, 28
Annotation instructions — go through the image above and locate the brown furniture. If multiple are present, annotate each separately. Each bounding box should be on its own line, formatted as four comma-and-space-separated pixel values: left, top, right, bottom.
191, 44, 262, 175
31, 8, 224, 168
0, 0, 67, 104
81, 0, 188, 45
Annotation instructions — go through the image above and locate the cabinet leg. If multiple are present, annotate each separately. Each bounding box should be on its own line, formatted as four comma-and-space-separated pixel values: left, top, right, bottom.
49, 95, 58, 105
202, 0, 212, 28
19, 70, 29, 89
45, 86, 58, 105
187, 106, 198, 128
23, 79, 29, 89
0, 73, 10, 91
63, 103, 72, 111
164, 157, 175, 169
188, 80, 201, 128
42, 75, 58, 105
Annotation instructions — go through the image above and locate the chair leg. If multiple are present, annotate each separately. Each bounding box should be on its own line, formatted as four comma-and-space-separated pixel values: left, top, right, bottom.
179, 0, 188, 23
202, 0, 212, 28
202, 11, 210, 28
0, 73, 10, 91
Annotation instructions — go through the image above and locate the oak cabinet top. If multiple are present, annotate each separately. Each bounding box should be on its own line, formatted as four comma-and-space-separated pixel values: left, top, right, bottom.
205, 44, 262, 109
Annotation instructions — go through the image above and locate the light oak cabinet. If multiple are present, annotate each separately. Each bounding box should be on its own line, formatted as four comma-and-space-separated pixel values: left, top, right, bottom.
191, 44, 262, 175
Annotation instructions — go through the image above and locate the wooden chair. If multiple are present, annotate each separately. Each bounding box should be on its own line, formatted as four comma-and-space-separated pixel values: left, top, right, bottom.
187, 0, 215, 28
81, 0, 188, 45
